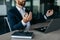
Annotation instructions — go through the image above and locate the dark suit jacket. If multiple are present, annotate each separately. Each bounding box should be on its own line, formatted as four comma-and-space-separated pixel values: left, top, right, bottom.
7, 7, 46, 31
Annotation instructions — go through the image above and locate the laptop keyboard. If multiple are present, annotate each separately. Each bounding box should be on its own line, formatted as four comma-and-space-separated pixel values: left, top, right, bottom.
34, 26, 47, 32
34, 19, 51, 32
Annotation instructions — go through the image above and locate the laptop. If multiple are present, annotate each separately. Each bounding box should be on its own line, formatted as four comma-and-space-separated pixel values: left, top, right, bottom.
34, 18, 60, 33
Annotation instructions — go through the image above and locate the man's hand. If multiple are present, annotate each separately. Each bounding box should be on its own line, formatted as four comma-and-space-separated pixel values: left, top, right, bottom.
27, 12, 32, 22
22, 12, 32, 23
23, 13, 28, 23
46, 10, 54, 17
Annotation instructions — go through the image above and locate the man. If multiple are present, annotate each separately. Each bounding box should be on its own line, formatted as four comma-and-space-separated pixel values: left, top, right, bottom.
7, 0, 53, 31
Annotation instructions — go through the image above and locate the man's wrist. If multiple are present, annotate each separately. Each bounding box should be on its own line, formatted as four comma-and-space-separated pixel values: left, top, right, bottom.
21, 20, 27, 26
44, 15, 48, 20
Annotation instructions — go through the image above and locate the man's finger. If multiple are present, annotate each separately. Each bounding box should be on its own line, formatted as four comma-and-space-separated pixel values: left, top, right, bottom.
29, 12, 32, 17
24, 13, 28, 17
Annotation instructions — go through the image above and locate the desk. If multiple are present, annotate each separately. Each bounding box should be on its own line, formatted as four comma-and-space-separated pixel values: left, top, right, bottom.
0, 23, 60, 40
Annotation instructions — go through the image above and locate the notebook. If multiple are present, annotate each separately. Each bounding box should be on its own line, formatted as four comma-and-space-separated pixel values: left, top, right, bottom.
11, 31, 33, 39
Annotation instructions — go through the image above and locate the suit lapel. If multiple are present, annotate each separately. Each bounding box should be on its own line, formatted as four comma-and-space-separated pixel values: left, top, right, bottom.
14, 7, 22, 20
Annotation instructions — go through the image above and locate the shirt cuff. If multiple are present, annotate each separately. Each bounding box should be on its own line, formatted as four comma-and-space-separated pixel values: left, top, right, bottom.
44, 15, 47, 20
21, 20, 27, 26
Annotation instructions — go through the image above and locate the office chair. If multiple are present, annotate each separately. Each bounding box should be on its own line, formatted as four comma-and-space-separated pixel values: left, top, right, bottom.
0, 5, 12, 32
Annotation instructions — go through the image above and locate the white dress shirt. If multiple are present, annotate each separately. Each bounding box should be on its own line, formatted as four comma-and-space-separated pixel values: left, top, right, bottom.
16, 6, 30, 31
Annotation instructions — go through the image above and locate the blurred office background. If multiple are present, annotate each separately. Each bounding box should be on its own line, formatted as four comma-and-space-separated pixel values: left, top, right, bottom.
0, 0, 60, 35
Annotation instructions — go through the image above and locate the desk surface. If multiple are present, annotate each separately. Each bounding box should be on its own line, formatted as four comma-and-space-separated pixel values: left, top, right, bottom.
0, 23, 60, 40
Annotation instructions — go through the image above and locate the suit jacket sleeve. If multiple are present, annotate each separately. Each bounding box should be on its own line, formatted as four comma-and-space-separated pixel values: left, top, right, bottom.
30, 13, 47, 25
7, 11, 26, 31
